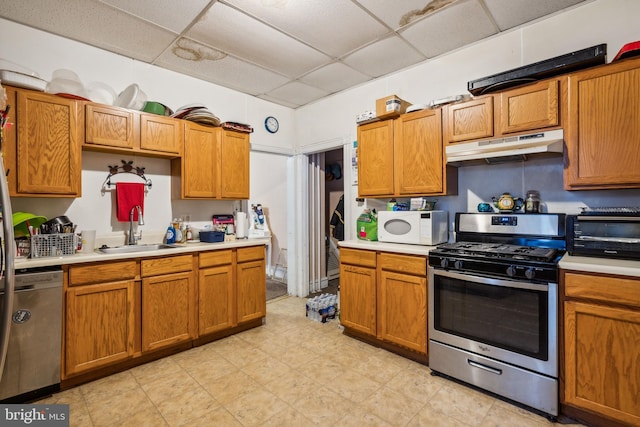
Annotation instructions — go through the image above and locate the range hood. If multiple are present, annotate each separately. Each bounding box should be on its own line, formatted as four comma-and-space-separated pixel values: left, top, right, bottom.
446, 129, 564, 165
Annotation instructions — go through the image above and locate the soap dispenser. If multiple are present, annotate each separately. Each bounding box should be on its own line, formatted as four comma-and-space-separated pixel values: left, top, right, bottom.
166, 222, 176, 244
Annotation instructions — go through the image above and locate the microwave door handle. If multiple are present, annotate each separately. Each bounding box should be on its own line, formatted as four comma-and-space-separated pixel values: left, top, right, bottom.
577, 235, 640, 244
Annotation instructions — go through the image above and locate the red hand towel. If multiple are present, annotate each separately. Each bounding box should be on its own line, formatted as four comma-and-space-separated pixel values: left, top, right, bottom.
116, 182, 145, 222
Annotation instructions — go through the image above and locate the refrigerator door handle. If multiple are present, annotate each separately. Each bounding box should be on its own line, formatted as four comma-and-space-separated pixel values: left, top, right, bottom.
0, 153, 15, 380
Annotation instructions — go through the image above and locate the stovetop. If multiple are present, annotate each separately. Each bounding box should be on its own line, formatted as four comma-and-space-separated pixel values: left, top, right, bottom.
433, 241, 558, 263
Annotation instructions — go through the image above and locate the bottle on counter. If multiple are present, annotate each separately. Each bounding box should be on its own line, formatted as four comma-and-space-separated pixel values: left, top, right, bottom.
525, 190, 541, 213
166, 222, 176, 244
185, 225, 193, 241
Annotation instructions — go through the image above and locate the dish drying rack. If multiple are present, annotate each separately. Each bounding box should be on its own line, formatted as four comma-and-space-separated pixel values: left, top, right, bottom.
101, 160, 152, 194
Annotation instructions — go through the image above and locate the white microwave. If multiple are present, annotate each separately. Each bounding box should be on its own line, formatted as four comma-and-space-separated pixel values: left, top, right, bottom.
378, 210, 448, 245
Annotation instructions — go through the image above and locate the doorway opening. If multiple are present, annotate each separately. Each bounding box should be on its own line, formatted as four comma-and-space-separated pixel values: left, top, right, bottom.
308, 147, 344, 297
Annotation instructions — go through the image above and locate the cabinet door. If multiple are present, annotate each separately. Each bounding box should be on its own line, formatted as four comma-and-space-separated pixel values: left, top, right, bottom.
357, 120, 394, 197
236, 257, 266, 324
85, 104, 137, 149
199, 264, 236, 335
16, 90, 81, 196
564, 301, 640, 426
565, 59, 640, 189
181, 122, 220, 198
499, 79, 560, 134
445, 96, 494, 143
142, 271, 193, 352
65, 281, 135, 377
220, 130, 250, 199
339, 264, 376, 336
377, 270, 427, 353
395, 109, 445, 195
139, 113, 183, 155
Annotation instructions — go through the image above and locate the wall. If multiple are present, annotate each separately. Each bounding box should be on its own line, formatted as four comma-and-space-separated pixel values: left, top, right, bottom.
0, 18, 293, 265
294, 0, 640, 239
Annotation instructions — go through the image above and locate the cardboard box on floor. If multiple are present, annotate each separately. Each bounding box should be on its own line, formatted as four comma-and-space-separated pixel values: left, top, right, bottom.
376, 95, 410, 119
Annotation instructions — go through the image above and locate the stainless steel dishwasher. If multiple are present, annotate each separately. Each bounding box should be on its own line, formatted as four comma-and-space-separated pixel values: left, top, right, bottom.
0, 266, 62, 402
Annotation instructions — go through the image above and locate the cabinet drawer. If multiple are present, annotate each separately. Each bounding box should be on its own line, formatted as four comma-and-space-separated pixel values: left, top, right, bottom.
199, 249, 233, 268
340, 248, 376, 268
141, 254, 193, 277
237, 246, 264, 263
564, 271, 640, 308
68, 260, 137, 286
379, 253, 426, 276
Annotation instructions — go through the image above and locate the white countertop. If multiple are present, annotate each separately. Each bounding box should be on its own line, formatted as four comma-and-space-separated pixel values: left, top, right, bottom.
339, 239, 437, 256
559, 253, 640, 278
14, 238, 271, 269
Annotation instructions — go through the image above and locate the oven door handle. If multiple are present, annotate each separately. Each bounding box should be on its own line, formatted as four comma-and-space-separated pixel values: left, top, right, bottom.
430, 268, 550, 292
468, 359, 502, 375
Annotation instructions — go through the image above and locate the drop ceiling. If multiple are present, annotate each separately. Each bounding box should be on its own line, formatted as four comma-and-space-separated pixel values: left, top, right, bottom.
0, 0, 589, 108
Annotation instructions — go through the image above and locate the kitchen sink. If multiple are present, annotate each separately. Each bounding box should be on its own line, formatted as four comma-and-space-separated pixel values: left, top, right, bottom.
97, 243, 177, 254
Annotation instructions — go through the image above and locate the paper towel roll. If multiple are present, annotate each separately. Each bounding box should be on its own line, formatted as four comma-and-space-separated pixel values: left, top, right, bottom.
236, 212, 247, 238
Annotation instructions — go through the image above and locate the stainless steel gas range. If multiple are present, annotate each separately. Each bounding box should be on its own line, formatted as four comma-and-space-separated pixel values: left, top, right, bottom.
428, 212, 566, 417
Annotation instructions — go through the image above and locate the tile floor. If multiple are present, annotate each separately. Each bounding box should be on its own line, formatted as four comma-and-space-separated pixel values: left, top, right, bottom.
39, 296, 585, 426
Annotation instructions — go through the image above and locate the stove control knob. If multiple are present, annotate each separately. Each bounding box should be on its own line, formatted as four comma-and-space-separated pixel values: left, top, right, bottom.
440, 258, 449, 269
454, 260, 464, 270
525, 268, 536, 280
506, 265, 517, 277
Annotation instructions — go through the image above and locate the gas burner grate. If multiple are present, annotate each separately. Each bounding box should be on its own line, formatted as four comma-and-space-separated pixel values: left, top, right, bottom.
581, 207, 640, 216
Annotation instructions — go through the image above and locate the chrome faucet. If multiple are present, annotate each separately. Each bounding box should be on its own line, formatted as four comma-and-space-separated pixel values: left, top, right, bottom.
128, 205, 144, 245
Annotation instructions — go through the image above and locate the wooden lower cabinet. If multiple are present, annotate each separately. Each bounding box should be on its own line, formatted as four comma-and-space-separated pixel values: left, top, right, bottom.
198, 250, 235, 335
64, 260, 138, 378
65, 280, 136, 377
377, 260, 427, 353
339, 248, 427, 355
561, 270, 640, 427
63, 245, 266, 381
236, 246, 267, 323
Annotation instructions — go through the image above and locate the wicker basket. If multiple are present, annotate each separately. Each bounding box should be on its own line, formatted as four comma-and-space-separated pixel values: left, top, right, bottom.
31, 233, 77, 258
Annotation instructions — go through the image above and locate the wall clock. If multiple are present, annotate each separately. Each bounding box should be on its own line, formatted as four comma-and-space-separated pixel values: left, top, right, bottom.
265, 116, 279, 133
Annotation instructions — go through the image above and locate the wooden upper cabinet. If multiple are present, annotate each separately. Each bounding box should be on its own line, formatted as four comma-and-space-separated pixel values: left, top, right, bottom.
220, 129, 250, 199
357, 119, 395, 197
444, 96, 494, 143
85, 104, 136, 149
172, 125, 249, 200
499, 79, 560, 134
84, 104, 182, 157
14, 88, 82, 197
395, 109, 447, 195
139, 113, 183, 155
565, 58, 640, 190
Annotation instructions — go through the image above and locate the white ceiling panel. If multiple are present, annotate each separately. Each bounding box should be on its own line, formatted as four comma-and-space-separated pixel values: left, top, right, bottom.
484, 0, 587, 31
98, 0, 211, 33
343, 35, 427, 77
224, 0, 390, 57
357, 0, 458, 30
265, 81, 329, 107
156, 44, 289, 96
400, 0, 497, 58
0, 0, 592, 107
186, 2, 329, 77
299, 62, 370, 94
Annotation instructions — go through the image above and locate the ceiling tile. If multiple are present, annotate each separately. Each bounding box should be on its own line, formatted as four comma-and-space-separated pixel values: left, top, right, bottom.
186, 2, 330, 77
357, 0, 458, 30
484, 0, 587, 31
400, 0, 497, 58
265, 81, 329, 107
299, 62, 370, 94
155, 42, 289, 95
98, 0, 211, 33
224, 0, 390, 57
343, 35, 426, 77
0, 0, 178, 62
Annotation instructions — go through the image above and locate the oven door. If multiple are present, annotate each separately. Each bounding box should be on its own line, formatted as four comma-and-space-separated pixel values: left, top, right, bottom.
428, 267, 557, 377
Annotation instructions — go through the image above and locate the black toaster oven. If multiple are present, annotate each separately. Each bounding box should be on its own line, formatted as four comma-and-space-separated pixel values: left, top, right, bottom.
567, 211, 640, 260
